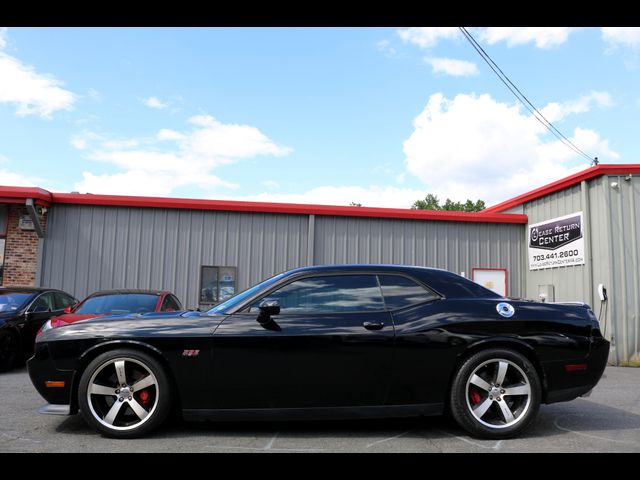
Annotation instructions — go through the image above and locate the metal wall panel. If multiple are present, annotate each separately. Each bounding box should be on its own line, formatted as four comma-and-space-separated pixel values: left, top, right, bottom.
40, 205, 309, 309
313, 216, 524, 297
604, 174, 640, 364
523, 184, 588, 303
522, 175, 640, 364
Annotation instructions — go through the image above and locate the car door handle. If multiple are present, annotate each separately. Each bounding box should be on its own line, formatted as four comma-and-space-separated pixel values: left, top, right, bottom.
363, 321, 384, 331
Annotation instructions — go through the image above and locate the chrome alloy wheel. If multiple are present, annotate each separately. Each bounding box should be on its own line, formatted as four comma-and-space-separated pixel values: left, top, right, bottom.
86, 357, 159, 431
465, 358, 531, 429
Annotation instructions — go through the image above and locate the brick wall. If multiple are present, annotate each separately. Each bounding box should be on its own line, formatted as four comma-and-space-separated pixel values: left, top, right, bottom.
1, 204, 47, 286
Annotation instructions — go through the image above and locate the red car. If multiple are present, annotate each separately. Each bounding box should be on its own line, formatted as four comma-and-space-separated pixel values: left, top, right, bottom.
37, 289, 183, 335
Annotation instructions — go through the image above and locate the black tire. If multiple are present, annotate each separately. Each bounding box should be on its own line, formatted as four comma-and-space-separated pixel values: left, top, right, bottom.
0, 330, 21, 373
449, 348, 541, 439
78, 348, 173, 438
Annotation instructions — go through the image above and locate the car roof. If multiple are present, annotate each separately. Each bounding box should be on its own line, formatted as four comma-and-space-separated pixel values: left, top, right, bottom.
87, 289, 171, 297
0, 287, 66, 294
283, 264, 447, 275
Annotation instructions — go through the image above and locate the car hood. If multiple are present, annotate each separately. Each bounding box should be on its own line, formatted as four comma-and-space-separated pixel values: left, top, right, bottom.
37, 310, 219, 342
0, 311, 20, 324
51, 313, 107, 325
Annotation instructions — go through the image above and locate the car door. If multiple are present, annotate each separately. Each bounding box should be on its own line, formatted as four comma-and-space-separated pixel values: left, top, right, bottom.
376, 274, 452, 406
211, 273, 395, 409
24, 292, 61, 343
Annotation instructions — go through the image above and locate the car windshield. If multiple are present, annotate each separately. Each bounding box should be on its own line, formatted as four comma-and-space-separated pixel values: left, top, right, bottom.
75, 294, 159, 315
207, 272, 288, 315
0, 293, 32, 313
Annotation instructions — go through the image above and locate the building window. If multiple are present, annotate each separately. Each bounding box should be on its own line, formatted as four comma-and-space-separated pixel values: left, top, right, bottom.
200, 266, 237, 305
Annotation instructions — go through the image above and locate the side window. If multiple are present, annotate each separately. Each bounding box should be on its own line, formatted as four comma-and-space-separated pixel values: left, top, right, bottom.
200, 266, 237, 306
251, 275, 384, 314
378, 275, 439, 310
31, 292, 55, 311
161, 295, 182, 312
54, 292, 77, 310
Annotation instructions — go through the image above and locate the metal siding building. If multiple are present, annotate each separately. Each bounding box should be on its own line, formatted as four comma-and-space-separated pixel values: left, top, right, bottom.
1, 164, 639, 364
40, 205, 310, 310
38, 206, 524, 311
486, 167, 640, 365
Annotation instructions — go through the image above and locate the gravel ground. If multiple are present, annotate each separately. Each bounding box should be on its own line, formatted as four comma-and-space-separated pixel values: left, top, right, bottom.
1, 366, 639, 452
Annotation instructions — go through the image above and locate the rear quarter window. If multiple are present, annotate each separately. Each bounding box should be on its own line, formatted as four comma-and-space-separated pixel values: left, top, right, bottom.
378, 275, 439, 310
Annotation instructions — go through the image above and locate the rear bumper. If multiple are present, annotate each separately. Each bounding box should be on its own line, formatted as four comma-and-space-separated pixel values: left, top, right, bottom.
543, 337, 610, 404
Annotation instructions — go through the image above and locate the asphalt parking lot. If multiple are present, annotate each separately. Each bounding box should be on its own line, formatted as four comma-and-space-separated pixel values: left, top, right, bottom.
1, 366, 639, 452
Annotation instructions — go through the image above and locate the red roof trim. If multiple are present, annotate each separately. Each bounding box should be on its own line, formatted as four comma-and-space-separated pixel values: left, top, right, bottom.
50, 192, 527, 224
0, 186, 52, 206
484, 164, 640, 213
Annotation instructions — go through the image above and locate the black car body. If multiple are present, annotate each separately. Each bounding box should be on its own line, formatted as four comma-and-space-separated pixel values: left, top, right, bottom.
28, 265, 609, 439
0, 287, 77, 371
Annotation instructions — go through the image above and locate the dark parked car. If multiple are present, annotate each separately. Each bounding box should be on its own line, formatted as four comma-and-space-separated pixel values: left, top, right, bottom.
37, 289, 183, 336
28, 265, 609, 439
0, 287, 77, 372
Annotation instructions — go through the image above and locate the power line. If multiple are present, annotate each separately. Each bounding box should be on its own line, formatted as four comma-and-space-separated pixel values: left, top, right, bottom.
458, 27, 595, 163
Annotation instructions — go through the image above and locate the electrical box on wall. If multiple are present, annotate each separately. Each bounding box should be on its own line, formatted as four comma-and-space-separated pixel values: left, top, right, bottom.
538, 284, 555, 303
19, 215, 34, 231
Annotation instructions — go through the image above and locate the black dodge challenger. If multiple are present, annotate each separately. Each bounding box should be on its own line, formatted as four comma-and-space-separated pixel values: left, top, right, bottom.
28, 265, 609, 439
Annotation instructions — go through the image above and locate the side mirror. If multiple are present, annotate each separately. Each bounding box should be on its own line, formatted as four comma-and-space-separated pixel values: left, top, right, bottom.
257, 299, 280, 324
63, 305, 75, 314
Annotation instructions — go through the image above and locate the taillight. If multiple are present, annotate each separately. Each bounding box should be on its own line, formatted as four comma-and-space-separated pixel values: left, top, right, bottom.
36, 318, 69, 336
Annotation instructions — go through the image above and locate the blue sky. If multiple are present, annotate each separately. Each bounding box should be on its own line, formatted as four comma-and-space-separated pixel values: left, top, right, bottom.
0, 27, 639, 207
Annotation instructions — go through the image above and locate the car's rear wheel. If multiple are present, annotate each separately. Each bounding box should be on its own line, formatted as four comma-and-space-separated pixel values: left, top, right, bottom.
0, 330, 20, 372
78, 349, 172, 438
449, 348, 541, 439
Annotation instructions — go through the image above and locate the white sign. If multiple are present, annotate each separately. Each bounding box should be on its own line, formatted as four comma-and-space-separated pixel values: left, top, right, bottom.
472, 269, 507, 297
528, 211, 585, 271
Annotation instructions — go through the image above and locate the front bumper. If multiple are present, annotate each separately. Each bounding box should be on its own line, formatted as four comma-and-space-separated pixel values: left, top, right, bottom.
27, 343, 75, 408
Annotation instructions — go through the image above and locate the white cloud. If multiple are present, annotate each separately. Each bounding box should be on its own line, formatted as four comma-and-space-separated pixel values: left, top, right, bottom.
142, 96, 169, 109
261, 180, 280, 190
219, 185, 430, 209
0, 155, 38, 186
601, 27, 640, 49
0, 29, 76, 118
73, 115, 291, 196
76, 170, 235, 197
397, 27, 573, 50
0, 169, 38, 186
426, 57, 478, 76
397, 27, 460, 48
0, 52, 77, 118
376, 40, 397, 57
87, 88, 102, 102
402, 92, 618, 206
478, 27, 574, 48
0, 28, 8, 49
540, 91, 613, 123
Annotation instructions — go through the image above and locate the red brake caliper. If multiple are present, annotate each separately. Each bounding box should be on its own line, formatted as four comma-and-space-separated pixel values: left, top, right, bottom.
139, 389, 150, 406
470, 388, 482, 405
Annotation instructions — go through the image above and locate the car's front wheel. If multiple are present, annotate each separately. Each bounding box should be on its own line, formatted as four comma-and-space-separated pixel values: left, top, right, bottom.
78, 349, 172, 438
449, 348, 541, 439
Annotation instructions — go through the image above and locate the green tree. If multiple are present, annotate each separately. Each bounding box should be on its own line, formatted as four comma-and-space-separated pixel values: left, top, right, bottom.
410, 194, 440, 210
411, 194, 485, 212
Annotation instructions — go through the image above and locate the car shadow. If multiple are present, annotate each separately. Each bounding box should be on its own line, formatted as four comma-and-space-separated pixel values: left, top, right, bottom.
54, 397, 640, 446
